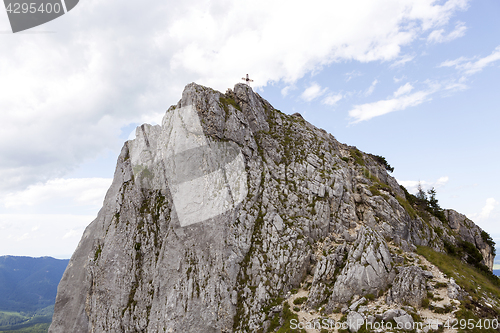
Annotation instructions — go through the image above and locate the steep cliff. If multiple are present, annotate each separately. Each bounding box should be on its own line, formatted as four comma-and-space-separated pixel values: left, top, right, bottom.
50, 83, 498, 333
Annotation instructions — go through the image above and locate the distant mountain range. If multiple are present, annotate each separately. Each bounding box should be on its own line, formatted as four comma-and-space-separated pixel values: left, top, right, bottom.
0, 256, 68, 332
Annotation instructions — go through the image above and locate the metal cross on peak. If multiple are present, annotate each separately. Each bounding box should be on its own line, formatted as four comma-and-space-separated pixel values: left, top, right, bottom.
241, 74, 254, 85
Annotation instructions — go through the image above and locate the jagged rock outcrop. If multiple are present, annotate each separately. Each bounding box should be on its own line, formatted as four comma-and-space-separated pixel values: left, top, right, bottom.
305, 243, 347, 309
386, 266, 427, 307
327, 227, 394, 307
448, 277, 464, 300
445, 209, 494, 270
50, 82, 496, 333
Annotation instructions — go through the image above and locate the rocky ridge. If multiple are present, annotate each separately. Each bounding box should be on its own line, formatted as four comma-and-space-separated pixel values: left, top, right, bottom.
50, 83, 498, 333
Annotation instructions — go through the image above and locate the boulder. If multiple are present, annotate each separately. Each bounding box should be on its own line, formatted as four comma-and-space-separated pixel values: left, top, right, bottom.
347, 311, 364, 333
448, 277, 463, 300
349, 297, 366, 311
330, 227, 394, 304
394, 314, 414, 331
387, 266, 427, 307
382, 308, 407, 321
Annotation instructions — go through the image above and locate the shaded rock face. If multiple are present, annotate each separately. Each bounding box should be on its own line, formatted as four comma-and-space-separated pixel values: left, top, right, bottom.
50, 83, 496, 333
445, 209, 494, 270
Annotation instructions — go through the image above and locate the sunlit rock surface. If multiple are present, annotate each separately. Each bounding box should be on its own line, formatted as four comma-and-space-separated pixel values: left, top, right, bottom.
50, 83, 497, 333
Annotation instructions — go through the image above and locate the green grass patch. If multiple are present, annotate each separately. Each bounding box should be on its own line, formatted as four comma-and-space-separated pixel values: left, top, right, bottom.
267, 302, 305, 333
219, 95, 242, 113
293, 297, 308, 305
416, 246, 500, 303
421, 298, 430, 308
434, 282, 447, 289
432, 304, 453, 314
362, 168, 376, 182
455, 299, 499, 333
368, 154, 394, 172
349, 148, 365, 166
442, 240, 499, 282
368, 184, 381, 197
396, 196, 417, 219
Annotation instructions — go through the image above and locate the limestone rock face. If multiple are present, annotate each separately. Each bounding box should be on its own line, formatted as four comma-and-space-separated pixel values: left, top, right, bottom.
49, 83, 496, 333
386, 266, 427, 307
329, 227, 393, 305
448, 277, 463, 300
306, 244, 347, 309
445, 209, 494, 270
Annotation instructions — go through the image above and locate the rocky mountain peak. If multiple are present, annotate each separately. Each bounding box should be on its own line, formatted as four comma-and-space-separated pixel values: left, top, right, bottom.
49, 82, 498, 333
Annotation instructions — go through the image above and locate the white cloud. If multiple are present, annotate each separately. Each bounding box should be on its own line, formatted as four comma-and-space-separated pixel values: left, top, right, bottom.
345, 70, 362, 81
301, 83, 327, 102
62, 229, 81, 239
439, 56, 470, 68
0, 0, 471, 192
0, 214, 93, 258
3, 178, 112, 213
444, 77, 468, 91
439, 45, 500, 75
398, 176, 449, 194
393, 75, 407, 83
365, 79, 379, 96
322, 93, 343, 106
393, 83, 414, 97
391, 55, 415, 67
427, 21, 466, 43
349, 88, 433, 123
467, 198, 499, 237
436, 176, 449, 187
348, 77, 468, 122
478, 198, 499, 220
281, 86, 294, 97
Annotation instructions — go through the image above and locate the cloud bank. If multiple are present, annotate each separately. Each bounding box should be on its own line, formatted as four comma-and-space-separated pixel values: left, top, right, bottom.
0, 0, 470, 191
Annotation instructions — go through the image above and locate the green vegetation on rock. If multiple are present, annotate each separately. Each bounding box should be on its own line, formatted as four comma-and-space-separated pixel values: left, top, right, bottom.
481, 231, 497, 256
349, 148, 365, 166
368, 154, 394, 172
417, 246, 500, 303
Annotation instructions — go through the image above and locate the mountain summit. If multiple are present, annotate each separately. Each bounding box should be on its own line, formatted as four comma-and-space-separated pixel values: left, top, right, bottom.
50, 83, 498, 332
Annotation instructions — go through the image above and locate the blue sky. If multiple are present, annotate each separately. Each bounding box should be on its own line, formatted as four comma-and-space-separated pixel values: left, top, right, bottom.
0, 0, 498, 263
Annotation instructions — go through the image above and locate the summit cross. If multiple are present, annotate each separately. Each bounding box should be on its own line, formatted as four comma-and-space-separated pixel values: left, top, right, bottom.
241, 74, 254, 85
